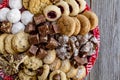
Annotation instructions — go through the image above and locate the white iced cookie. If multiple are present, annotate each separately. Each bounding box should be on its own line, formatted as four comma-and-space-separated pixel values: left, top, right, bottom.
11, 22, 25, 34
7, 9, 21, 23
0, 8, 10, 21
9, 0, 22, 9
21, 11, 34, 25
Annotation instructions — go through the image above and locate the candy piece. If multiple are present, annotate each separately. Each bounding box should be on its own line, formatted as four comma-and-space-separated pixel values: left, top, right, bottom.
9, 0, 22, 9
0, 8, 10, 21
38, 24, 49, 36
74, 56, 88, 65
34, 14, 46, 25
28, 45, 38, 56
28, 34, 39, 45
24, 22, 36, 33
37, 48, 48, 59
21, 11, 34, 25
11, 22, 25, 34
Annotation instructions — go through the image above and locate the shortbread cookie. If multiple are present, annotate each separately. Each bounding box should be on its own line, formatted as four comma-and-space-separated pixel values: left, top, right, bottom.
72, 17, 81, 35
60, 59, 71, 73
82, 11, 99, 30
49, 58, 62, 71
77, 14, 90, 35
12, 31, 30, 52
22, 0, 30, 9
49, 70, 67, 80
43, 5, 61, 21
73, 66, 86, 80
65, 0, 79, 16
23, 67, 37, 76
56, 1, 70, 16
18, 71, 37, 80
57, 15, 76, 36
23, 56, 43, 70
38, 65, 50, 80
75, 0, 86, 13
43, 50, 56, 64
0, 34, 8, 54
67, 66, 78, 78
5, 34, 16, 54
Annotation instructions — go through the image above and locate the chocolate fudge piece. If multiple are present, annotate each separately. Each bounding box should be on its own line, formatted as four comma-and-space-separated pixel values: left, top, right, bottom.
25, 22, 36, 33
34, 15, 46, 25
46, 38, 59, 49
38, 24, 49, 36
37, 48, 48, 59
28, 34, 39, 45
28, 45, 39, 56
39, 35, 48, 43
74, 56, 88, 65
51, 22, 60, 33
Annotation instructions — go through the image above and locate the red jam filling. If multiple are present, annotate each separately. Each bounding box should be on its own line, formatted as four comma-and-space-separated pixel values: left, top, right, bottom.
47, 11, 57, 19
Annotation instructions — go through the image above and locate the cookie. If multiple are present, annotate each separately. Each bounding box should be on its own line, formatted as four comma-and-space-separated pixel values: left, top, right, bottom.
22, 0, 30, 9
60, 59, 71, 73
67, 66, 78, 78
0, 34, 8, 54
49, 58, 62, 71
73, 66, 86, 80
18, 71, 37, 80
23, 67, 37, 76
23, 56, 43, 70
57, 15, 76, 36
49, 70, 67, 80
43, 5, 61, 21
12, 31, 30, 52
38, 65, 50, 80
82, 11, 99, 30
75, 0, 86, 13
56, 1, 70, 16
72, 17, 81, 35
5, 34, 17, 54
43, 50, 56, 64
77, 14, 90, 35
65, 0, 79, 16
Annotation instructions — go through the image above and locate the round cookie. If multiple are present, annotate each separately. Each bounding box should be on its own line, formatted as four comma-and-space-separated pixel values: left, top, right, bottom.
23, 56, 43, 70
12, 31, 30, 52
60, 59, 71, 73
57, 15, 76, 36
43, 50, 56, 64
72, 17, 81, 35
0, 8, 10, 21
77, 14, 90, 35
49, 70, 67, 80
67, 66, 78, 78
23, 67, 37, 76
65, 0, 79, 16
82, 11, 99, 30
0, 34, 8, 54
22, 0, 30, 9
5, 34, 17, 54
56, 1, 70, 16
38, 65, 50, 80
43, 5, 61, 21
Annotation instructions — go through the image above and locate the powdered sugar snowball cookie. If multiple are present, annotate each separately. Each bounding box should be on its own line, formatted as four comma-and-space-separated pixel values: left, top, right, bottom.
9, 0, 22, 9
0, 8, 10, 21
7, 9, 21, 23
21, 11, 34, 25
11, 22, 25, 34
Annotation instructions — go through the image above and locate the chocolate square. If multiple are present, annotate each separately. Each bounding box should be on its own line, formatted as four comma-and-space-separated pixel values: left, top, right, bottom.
28, 34, 39, 45
25, 22, 36, 33
34, 15, 46, 25
28, 45, 39, 55
37, 48, 48, 59
38, 24, 49, 36
51, 22, 60, 33
39, 35, 48, 43
74, 56, 88, 65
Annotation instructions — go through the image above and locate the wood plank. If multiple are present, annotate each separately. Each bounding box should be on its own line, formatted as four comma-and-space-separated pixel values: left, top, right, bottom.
85, 0, 120, 80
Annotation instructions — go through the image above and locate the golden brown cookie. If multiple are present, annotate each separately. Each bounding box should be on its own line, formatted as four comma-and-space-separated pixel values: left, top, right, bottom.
18, 71, 37, 80
77, 14, 90, 35
60, 59, 71, 73
0, 34, 8, 54
57, 15, 76, 36
49, 70, 67, 80
23, 67, 37, 76
67, 66, 78, 78
5, 34, 17, 54
12, 31, 30, 53
23, 56, 43, 70
38, 65, 50, 80
72, 17, 81, 35
22, 0, 30, 9
82, 11, 99, 30
43, 50, 56, 64
49, 58, 62, 71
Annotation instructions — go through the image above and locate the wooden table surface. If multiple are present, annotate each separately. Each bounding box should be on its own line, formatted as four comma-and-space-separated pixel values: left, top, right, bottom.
0, 0, 120, 80
85, 0, 120, 80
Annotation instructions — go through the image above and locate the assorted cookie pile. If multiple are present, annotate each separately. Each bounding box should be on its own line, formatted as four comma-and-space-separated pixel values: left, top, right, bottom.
0, 0, 99, 80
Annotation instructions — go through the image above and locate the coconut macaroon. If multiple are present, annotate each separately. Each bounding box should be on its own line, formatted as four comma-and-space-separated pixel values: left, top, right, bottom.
11, 22, 25, 34
9, 0, 22, 9
7, 9, 21, 23
0, 8, 10, 21
21, 11, 34, 25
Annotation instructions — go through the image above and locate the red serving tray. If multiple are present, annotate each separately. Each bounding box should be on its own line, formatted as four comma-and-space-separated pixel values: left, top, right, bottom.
0, 0, 100, 80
